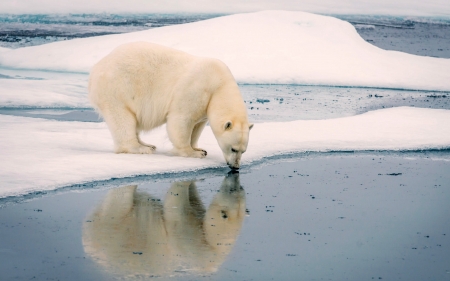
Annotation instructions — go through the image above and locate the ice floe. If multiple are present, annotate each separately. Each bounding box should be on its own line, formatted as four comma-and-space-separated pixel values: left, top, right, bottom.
0, 11, 449, 91
1, 106, 449, 198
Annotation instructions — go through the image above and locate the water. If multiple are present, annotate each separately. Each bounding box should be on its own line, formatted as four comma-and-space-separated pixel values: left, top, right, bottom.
0, 80, 448, 122
1, 153, 449, 280
334, 15, 450, 58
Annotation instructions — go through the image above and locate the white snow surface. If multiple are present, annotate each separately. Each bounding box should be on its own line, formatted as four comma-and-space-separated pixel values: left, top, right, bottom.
0, 77, 90, 108
0, 11, 449, 91
1, 106, 450, 198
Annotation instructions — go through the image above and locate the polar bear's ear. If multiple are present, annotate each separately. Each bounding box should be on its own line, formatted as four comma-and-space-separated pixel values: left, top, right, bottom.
224, 121, 233, 131
249, 123, 254, 130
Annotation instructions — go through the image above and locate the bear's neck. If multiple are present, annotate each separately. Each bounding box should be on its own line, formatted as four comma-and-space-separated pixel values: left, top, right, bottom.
207, 83, 248, 134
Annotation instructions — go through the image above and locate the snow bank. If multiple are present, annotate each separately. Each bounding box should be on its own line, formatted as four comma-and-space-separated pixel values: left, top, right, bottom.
0, 11, 449, 91
1, 106, 449, 198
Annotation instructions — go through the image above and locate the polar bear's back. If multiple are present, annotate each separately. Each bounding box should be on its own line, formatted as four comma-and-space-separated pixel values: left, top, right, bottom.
89, 41, 193, 103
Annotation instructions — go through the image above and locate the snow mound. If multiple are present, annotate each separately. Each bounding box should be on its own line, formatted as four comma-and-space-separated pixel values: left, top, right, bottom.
1, 106, 449, 198
0, 11, 449, 91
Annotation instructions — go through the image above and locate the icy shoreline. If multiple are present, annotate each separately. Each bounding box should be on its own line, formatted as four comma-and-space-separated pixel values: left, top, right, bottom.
1, 106, 450, 198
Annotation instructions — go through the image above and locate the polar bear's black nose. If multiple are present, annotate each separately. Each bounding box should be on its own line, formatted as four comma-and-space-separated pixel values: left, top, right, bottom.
228, 163, 240, 170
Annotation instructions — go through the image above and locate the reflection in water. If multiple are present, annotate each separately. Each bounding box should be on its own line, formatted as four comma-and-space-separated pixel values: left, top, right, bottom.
82, 172, 246, 278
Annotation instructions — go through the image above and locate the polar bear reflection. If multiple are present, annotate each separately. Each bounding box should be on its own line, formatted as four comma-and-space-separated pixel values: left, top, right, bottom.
83, 173, 246, 278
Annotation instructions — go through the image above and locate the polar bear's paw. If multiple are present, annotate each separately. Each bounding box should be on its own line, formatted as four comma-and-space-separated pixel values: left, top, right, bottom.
191, 149, 207, 158
193, 149, 207, 158
142, 144, 157, 151
116, 144, 156, 154
193, 148, 208, 155
172, 148, 207, 158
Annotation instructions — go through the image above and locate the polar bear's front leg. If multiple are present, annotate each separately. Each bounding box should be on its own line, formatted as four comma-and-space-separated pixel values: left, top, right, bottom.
191, 121, 207, 151
167, 117, 207, 158
137, 134, 157, 151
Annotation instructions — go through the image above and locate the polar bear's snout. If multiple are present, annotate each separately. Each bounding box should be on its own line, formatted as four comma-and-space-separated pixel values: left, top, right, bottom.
228, 162, 240, 170
227, 153, 242, 169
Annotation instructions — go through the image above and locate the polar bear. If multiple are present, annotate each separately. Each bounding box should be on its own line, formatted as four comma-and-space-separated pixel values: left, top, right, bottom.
82, 173, 246, 277
88, 42, 253, 169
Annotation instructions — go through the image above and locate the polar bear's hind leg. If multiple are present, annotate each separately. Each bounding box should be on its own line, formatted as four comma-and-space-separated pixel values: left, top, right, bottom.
101, 107, 156, 154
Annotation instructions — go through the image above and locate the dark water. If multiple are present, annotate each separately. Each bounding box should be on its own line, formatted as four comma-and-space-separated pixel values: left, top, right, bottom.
1, 84, 448, 123
0, 13, 223, 48
1, 153, 449, 281
336, 15, 450, 58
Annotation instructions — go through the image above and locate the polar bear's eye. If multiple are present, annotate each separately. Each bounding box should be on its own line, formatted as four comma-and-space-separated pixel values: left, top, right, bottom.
231, 148, 238, 153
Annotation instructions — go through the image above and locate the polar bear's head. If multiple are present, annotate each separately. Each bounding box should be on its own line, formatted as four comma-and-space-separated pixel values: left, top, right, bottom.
216, 121, 253, 169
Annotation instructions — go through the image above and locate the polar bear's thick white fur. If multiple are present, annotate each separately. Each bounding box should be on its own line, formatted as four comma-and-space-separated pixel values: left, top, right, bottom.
82, 173, 246, 277
88, 42, 253, 169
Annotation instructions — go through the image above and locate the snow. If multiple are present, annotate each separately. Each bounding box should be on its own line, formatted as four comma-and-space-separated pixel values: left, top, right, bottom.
1, 106, 449, 198
1, 11, 449, 91
0, 47, 11, 53
0, 77, 90, 108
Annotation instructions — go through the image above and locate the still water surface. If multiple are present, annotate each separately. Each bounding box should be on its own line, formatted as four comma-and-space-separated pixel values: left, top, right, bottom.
1, 153, 449, 280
